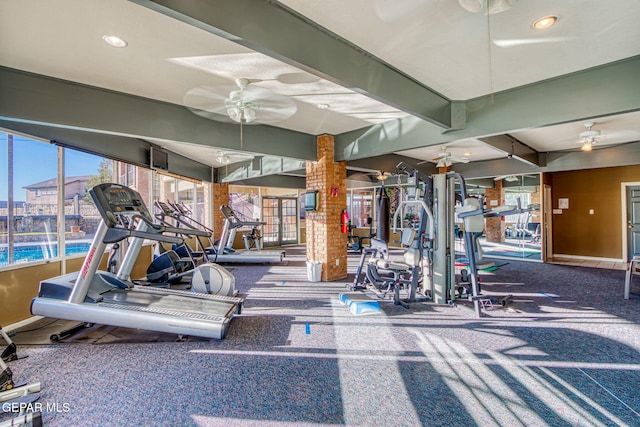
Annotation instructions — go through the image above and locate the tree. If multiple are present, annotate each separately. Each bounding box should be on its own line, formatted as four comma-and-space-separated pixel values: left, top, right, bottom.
83, 159, 113, 205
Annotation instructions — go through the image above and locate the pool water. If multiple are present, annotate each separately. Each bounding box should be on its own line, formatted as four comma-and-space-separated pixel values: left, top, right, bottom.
0, 242, 91, 266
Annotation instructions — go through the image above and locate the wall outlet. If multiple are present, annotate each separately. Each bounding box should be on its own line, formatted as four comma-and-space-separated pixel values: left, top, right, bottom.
589, 209, 594, 215
336, 258, 339, 266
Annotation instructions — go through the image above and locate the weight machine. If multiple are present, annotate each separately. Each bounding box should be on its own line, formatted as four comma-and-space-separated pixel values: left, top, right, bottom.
350, 164, 434, 307
352, 162, 529, 316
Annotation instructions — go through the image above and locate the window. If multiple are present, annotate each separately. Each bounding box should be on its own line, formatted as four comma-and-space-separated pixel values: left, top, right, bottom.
349, 190, 374, 228
65, 150, 113, 258
116, 161, 151, 208
153, 173, 210, 228
504, 192, 531, 223
0, 130, 161, 267
118, 163, 136, 187
1, 132, 59, 266
0, 130, 209, 268
229, 186, 260, 221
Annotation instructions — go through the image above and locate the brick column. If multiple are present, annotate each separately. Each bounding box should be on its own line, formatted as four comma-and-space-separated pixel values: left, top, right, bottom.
306, 134, 347, 281
530, 186, 541, 208
484, 180, 504, 243
212, 182, 229, 241
530, 185, 541, 223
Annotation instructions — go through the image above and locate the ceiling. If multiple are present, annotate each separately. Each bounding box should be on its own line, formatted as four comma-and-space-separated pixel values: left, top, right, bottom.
1, 0, 640, 182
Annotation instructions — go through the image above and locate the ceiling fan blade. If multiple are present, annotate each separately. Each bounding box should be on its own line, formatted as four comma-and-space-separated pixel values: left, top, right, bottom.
183, 86, 233, 119
183, 83, 297, 125
449, 156, 470, 163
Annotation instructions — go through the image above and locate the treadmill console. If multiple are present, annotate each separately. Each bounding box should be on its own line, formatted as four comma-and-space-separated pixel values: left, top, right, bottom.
174, 202, 190, 216
155, 201, 174, 216
90, 183, 153, 227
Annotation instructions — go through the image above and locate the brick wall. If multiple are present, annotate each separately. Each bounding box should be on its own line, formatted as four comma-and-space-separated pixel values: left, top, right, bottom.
212, 182, 229, 240
484, 180, 504, 243
305, 134, 347, 281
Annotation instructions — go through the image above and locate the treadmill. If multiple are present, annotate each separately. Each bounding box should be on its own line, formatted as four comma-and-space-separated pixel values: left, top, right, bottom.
213, 205, 285, 264
155, 200, 217, 256
31, 183, 243, 340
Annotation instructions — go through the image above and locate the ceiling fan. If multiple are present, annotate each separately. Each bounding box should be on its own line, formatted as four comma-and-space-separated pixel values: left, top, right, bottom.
183, 78, 297, 125
418, 147, 470, 168
364, 171, 393, 181
578, 122, 604, 151
494, 175, 520, 182
214, 150, 253, 166
183, 78, 297, 152
458, 0, 517, 15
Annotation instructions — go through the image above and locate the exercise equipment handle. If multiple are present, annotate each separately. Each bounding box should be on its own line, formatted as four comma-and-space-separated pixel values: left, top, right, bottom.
392, 200, 434, 239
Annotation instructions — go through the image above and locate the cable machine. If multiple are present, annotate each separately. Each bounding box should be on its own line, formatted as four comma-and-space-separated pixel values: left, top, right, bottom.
394, 163, 484, 315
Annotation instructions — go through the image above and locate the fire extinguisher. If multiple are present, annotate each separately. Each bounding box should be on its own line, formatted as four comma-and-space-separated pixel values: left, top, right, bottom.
341, 209, 350, 234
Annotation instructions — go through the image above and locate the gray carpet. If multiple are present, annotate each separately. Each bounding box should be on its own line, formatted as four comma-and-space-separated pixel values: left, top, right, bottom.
3, 246, 640, 426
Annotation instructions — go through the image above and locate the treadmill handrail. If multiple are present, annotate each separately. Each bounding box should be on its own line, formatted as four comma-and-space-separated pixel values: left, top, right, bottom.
162, 224, 211, 237
104, 228, 184, 245
220, 205, 266, 228
135, 212, 211, 238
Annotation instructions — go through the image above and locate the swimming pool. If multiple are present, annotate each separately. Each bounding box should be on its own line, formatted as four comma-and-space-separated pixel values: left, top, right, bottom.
0, 241, 92, 266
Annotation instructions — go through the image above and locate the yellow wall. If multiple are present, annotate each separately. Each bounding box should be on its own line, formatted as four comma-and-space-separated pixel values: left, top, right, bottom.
551, 165, 640, 259
0, 261, 61, 326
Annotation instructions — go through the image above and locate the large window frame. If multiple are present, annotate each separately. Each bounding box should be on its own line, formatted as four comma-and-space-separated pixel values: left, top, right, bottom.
1, 130, 212, 271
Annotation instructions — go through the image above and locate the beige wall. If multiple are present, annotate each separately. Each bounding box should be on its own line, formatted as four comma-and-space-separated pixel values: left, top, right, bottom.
0, 261, 61, 325
550, 164, 640, 259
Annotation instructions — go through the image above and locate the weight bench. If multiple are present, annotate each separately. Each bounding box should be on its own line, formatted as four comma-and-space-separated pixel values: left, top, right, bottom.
366, 233, 420, 308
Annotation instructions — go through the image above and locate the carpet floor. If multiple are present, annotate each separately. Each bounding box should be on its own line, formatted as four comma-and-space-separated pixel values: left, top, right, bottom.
2, 246, 640, 427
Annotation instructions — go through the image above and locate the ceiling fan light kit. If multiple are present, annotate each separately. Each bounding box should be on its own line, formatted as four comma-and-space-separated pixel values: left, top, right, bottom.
226, 105, 256, 124
578, 122, 603, 151
458, 0, 518, 15
225, 78, 258, 124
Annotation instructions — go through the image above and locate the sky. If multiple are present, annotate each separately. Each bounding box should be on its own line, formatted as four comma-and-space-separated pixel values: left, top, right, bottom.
0, 132, 103, 200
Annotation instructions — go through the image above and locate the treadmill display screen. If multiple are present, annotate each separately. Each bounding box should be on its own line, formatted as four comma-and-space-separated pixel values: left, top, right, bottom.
90, 183, 153, 225
106, 188, 134, 206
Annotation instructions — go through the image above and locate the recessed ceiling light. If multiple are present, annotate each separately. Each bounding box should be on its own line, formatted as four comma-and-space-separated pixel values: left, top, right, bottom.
464, 152, 472, 157
102, 35, 128, 48
317, 103, 330, 109
532, 15, 558, 30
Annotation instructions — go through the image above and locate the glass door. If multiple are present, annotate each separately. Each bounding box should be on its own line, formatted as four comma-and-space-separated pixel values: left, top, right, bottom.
280, 197, 298, 245
262, 197, 298, 247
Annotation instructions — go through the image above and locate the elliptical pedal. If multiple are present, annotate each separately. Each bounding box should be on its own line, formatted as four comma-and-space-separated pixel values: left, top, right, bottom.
0, 326, 18, 363
0, 363, 14, 393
